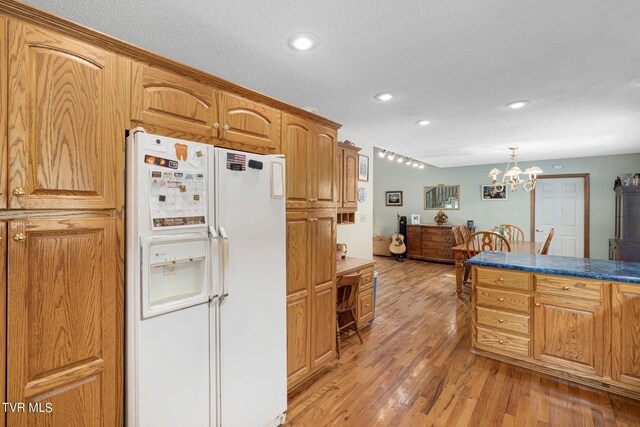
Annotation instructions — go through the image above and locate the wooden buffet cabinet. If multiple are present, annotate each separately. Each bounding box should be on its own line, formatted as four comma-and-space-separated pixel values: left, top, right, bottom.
0, 1, 342, 424
407, 224, 455, 263
471, 265, 640, 399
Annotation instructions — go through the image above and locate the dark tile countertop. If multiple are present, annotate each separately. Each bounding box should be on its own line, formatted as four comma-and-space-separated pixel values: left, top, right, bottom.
467, 252, 640, 284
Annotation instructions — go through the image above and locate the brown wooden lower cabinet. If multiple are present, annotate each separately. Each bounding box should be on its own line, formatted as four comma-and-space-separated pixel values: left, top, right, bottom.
612, 284, 640, 388
472, 266, 640, 399
286, 210, 336, 389
7, 217, 117, 426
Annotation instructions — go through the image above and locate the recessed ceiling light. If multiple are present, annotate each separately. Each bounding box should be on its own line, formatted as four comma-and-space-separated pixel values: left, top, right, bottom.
416, 120, 431, 126
506, 100, 530, 109
375, 92, 395, 102
288, 34, 318, 51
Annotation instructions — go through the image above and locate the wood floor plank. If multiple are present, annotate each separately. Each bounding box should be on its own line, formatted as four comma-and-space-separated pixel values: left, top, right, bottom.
286, 257, 640, 426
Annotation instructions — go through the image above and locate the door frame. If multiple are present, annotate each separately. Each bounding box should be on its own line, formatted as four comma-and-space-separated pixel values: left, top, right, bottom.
530, 173, 590, 258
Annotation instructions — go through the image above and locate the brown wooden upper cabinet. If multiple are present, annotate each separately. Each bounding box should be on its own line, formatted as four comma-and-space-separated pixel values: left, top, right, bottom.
131, 62, 218, 141
282, 115, 336, 209
336, 142, 360, 212
219, 91, 281, 152
7, 217, 117, 427
7, 22, 117, 210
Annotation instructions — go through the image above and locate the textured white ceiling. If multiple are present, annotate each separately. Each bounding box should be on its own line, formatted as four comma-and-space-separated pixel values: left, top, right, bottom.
23, 0, 640, 167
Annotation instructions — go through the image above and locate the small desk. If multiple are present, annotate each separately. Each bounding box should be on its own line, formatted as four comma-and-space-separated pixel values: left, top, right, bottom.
336, 257, 376, 325
453, 241, 540, 297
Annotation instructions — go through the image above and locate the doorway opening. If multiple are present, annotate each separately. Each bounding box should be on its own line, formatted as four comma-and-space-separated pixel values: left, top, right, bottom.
530, 174, 590, 258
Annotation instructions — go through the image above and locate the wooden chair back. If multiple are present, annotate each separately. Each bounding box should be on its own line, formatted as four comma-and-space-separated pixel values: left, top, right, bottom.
492, 224, 525, 242
460, 226, 472, 242
539, 228, 555, 255
336, 273, 361, 312
452, 226, 465, 246
466, 231, 511, 257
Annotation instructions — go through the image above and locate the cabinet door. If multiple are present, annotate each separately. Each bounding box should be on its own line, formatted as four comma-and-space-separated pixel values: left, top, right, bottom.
219, 91, 281, 152
131, 62, 218, 140
8, 22, 117, 209
0, 222, 5, 427
612, 283, 640, 387
7, 217, 117, 427
342, 148, 358, 209
310, 211, 336, 369
357, 287, 374, 325
335, 147, 343, 208
310, 126, 336, 208
282, 114, 311, 209
533, 295, 607, 377
407, 225, 421, 256
0, 17, 7, 209
285, 212, 311, 386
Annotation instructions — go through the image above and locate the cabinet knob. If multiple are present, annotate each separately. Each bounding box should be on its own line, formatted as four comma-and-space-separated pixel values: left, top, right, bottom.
562, 286, 570, 290
498, 277, 504, 281
498, 298, 504, 302
308, 198, 314, 202
498, 319, 504, 323
223, 124, 230, 131
13, 233, 26, 242
213, 122, 220, 129
499, 340, 504, 344
13, 187, 26, 196
535, 303, 541, 307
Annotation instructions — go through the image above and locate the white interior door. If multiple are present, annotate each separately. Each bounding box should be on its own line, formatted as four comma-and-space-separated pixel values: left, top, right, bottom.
534, 177, 585, 257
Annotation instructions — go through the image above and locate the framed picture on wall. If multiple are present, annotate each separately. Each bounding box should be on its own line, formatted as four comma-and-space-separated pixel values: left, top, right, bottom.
481, 184, 508, 200
385, 191, 403, 206
358, 154, 369, 182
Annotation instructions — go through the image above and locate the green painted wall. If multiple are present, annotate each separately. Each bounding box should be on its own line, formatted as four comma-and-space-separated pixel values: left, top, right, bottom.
373, 153, 640, 260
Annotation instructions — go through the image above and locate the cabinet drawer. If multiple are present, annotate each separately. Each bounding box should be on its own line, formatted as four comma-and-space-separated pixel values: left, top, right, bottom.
422, 227, 451, 237
422, 234, 453, 243
361, 267, 374, 286
476, 327, 530, 358
421, 248, 453, 259
477, 267, 532, 292
535, 275, 602, 301
358, 288, 374, 324
476, 287, 531, 313
422, 240, 452, 249
477, 307, 530, 335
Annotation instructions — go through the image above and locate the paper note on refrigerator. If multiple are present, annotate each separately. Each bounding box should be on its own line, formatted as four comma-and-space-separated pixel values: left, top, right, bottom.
271, 162, 284, 198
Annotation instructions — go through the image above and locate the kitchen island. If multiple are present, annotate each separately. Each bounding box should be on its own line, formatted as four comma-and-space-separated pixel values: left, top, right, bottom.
467, 251, 640, 399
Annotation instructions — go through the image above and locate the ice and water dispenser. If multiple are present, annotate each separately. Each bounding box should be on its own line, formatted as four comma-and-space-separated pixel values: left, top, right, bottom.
140, 234, 211, 319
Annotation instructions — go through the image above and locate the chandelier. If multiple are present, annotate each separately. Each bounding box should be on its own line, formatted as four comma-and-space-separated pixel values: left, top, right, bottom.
488, 147, 542, 192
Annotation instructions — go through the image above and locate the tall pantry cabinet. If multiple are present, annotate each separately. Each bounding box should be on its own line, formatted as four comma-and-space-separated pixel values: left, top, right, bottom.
282, 113, 339, 388
2, 17, 126, 427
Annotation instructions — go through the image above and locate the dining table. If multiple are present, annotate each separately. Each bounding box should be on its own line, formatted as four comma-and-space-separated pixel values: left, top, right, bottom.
453, 240, 541, 297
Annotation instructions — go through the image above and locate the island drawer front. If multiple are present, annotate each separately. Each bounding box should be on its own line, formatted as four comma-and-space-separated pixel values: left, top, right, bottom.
535, 275, 603, 301
476, 267, 532, 291
476, 327, 530, 358
477, 287, 531, 313
477, 307, 530, 336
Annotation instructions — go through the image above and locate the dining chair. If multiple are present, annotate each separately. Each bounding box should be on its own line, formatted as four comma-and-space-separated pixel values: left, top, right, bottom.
452, 225, 465, 246
460, 226, 472, 243
335, 272, 363, 358
492, 224, 525, 242
539, 228, 555, 255
466, 231, 511, 258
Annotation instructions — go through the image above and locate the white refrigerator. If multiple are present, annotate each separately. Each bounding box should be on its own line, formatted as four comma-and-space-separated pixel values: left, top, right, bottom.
126, 130, 287, 427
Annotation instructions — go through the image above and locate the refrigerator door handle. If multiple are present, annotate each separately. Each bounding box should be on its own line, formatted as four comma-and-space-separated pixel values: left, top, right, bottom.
219, 227, 229, 301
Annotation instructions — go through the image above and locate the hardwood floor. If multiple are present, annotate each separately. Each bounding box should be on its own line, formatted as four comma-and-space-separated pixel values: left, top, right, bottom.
286, 256, 640, 426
